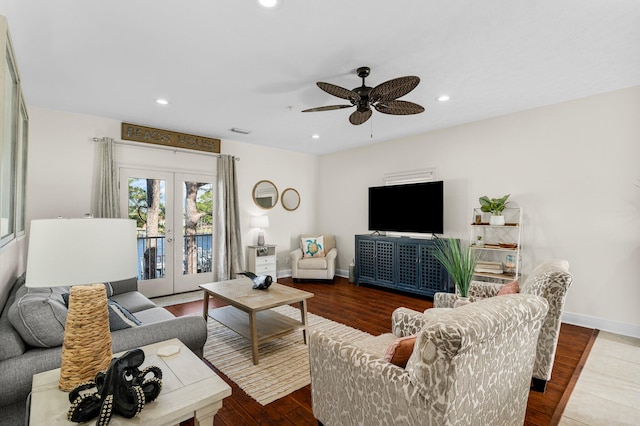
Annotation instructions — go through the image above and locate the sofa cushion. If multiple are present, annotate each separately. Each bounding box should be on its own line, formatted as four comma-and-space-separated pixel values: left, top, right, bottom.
132, 307, 176, 324
298, 256, 328, 270
110, 291, 157, 313
0, 312, 26, 361
301, 236, 325, 258
106, 277, 138, 295
0, 275, 27, 361
7, 285, 69, 348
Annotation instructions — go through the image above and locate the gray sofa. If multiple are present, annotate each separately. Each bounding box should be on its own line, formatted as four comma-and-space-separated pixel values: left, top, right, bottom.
0, 274, 207, 426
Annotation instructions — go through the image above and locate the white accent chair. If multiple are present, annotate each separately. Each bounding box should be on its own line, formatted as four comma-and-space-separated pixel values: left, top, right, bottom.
289, 234, 337, 282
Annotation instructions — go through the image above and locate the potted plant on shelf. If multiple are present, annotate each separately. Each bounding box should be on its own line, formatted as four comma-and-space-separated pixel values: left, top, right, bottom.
432, 238, 478, 308
479, 194, 510, 226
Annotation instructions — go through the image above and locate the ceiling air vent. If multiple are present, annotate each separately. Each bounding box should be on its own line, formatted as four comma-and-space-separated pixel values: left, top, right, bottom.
230, 128, 252, 135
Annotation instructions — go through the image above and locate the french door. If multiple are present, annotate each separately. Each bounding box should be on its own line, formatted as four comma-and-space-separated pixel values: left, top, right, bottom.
120, 167, 215, 298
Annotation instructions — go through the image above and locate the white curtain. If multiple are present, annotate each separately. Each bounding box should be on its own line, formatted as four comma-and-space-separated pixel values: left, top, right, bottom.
215, 155, 244, 280
96, 137, 120, 218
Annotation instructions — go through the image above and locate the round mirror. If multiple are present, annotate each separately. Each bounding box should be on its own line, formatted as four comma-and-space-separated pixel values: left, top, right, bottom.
252, 180, 278, 209
282, 188, 301, 211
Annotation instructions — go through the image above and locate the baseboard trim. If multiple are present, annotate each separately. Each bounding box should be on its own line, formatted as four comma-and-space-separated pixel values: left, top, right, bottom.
562, 311, 640, 339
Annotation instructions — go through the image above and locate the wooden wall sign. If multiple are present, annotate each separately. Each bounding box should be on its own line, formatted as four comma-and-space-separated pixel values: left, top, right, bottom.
121, 123, 221, 153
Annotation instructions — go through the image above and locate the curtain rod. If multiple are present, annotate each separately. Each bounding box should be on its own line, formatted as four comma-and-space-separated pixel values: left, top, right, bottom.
92, 137, 240, 160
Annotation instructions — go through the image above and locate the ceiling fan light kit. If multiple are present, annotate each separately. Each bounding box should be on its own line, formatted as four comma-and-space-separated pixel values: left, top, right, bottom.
302, 66, 424, 125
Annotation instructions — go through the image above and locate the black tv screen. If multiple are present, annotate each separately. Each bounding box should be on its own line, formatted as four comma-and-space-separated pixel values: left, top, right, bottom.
368, 181, 444, 234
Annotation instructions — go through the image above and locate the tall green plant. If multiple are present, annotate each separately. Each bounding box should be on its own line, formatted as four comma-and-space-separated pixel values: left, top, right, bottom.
432, 238, 478, 297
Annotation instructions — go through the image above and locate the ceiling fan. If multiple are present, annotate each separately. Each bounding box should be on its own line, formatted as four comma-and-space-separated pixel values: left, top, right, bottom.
302, 66, 424, 125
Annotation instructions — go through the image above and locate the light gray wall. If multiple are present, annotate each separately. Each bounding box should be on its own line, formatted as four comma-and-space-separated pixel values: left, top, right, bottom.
318, 85, 640, 337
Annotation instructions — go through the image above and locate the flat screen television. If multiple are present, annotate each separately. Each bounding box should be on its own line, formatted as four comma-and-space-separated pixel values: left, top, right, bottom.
368, 181, 444, 234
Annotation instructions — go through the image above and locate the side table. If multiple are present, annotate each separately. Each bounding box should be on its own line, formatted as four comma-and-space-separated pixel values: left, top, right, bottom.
247, 244, 277, 277
29, 338, 231, 425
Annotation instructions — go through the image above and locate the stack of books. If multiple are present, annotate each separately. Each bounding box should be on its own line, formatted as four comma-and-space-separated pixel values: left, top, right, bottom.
475, 261, 503, 274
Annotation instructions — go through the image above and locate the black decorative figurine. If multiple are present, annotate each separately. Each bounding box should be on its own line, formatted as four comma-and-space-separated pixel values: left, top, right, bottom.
238, 271, 273, 290
67, 349, 162, 425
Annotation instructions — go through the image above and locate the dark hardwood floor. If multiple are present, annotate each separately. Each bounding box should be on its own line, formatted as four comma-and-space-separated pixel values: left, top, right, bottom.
165, 277, 596, 426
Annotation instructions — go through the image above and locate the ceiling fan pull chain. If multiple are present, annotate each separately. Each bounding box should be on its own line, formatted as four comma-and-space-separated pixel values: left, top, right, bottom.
370, 116, 374, 139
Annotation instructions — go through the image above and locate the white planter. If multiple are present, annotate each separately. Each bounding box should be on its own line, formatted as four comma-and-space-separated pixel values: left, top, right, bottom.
489, 215, 505, 226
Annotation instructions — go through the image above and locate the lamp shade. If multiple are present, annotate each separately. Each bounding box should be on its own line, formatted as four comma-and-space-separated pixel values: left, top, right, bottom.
250, 215, 269, 229
26, 218, 138, 288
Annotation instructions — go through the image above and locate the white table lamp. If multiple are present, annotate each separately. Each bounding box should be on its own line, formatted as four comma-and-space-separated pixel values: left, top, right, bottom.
250, 215, 269, 246
26, 218, 137, 391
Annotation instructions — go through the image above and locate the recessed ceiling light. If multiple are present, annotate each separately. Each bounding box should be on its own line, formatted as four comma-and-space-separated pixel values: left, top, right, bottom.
257, 0, 283, 9
156, 98, 169, 105
436, 95, 450, 102
311, 134, 320, 139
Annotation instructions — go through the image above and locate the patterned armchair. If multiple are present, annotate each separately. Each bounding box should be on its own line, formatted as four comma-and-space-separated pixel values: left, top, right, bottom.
309, 294, 549, 426
433, 260, 573, 392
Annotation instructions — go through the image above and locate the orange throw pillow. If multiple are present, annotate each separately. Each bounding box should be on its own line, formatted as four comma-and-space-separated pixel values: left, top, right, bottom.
497, 280, 519, 295
384, 335, 417, 368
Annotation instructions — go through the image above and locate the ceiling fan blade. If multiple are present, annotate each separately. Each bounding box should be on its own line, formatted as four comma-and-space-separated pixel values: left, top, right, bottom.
370, 76, 420, 102
317, 82, 360, 101
349, 109, 372, 125
374, 100, 425, 115
302, 104, 353, 112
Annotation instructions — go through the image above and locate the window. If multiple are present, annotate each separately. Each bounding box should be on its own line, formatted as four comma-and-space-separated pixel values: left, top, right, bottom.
0, 17, 28, 248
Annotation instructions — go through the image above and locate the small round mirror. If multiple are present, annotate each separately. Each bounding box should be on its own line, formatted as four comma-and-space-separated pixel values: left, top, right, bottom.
252, 180, 278, 209
282, 188, 300, 211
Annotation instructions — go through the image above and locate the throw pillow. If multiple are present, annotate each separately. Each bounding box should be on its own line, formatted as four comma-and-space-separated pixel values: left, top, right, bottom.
7, 285, 69, 348
107, 299, 142, 331
62, 293, 141, 331
497, 280, 519, 295
301, 236, 325, 258
384, 334, 417, 368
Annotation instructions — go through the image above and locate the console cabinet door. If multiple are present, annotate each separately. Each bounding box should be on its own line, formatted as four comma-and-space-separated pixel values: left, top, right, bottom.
374, 240, 395, 287
355, 237, 376, 283
396, 241, 419, 290
419, 242, 452, 294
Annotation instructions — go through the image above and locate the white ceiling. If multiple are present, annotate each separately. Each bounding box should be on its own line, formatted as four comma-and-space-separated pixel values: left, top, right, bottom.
3, 0, 639, 155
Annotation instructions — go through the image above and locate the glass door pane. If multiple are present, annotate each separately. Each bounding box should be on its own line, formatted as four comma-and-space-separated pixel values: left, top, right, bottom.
173, 173, 214, 293
120, 168, 173, 298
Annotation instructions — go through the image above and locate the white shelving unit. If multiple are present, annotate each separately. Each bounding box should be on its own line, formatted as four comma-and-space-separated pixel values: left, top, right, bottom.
469, 207, 523, 282
247, 245, 277, 278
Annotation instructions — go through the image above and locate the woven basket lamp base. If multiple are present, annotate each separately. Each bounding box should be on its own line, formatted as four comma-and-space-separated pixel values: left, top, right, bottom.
59, 283, 113, 391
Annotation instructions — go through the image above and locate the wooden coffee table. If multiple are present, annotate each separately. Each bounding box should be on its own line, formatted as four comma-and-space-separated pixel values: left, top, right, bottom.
200, 278, 314, 365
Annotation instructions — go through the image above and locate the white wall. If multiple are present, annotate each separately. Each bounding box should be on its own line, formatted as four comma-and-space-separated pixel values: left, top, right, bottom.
319, 86, 640, 337
10, 86, 640, 338
26, 106, 318, 274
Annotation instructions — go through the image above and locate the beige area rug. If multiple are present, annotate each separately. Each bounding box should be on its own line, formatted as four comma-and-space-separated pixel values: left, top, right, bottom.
203, 305, 371, 405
